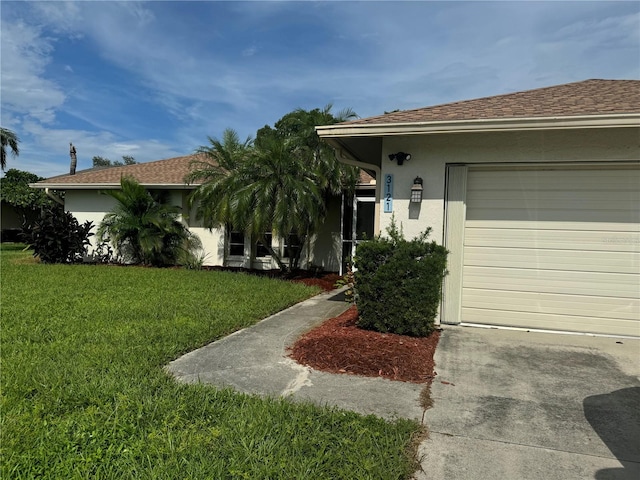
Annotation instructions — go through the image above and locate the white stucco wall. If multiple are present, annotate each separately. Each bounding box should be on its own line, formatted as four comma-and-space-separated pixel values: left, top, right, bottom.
65, 188, 343, 270
65, 189, 225, 265
378, 127, 640, 244
64, 190, 117, 250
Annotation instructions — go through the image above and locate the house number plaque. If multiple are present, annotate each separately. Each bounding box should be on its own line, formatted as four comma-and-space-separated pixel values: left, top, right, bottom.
384, 174, 393, 213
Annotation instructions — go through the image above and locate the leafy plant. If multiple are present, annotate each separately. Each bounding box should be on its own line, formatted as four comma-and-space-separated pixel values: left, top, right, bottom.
98, 176, 201, 267
23, 206, 94, 263
83, 241, 116, 264
334, 262, 356, 303
354, 218, 448, 337
180, 247, 209, 270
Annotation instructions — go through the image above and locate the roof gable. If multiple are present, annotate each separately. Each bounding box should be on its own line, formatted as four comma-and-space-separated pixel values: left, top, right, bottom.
345, 79, 640, 126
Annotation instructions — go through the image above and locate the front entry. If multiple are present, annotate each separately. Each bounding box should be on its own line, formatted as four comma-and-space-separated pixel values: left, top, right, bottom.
341, 190, 376, 274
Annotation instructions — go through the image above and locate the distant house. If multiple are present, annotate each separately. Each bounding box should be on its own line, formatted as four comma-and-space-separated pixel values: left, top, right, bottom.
317, 79, 640, 337
1, 201, 24, 241
31, 155, 376, 272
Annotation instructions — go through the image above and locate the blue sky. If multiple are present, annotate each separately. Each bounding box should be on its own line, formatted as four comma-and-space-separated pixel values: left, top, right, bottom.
1, 1, 639, 178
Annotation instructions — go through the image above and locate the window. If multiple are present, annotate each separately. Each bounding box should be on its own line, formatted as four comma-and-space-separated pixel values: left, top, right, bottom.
183, 193, 203, 227
255, 232, 273, 258
228, 231, 245, 257
356, 200, 375, 241
283, 234, 302, 259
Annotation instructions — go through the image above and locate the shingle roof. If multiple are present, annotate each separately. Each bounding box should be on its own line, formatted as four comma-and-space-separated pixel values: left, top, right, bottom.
35, 153, 377, 187
359, 170, 375, 185
345, 79, 640, 125
35, 154, 206, 187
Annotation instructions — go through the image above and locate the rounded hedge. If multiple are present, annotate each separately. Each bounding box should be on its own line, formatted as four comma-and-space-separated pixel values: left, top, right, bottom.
354, 223, 448, 337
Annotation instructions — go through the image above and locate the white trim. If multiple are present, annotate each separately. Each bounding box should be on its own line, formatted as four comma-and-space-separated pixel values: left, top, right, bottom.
316, 114, 640, 138
441, 165, 468, 325
328, 140, 382, 235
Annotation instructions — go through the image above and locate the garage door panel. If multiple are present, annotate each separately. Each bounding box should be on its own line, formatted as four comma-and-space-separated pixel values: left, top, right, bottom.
468, 168, 640, 191
460, 307, 640, 337
467, 207, 638, 223
464, 228, 640, 252
467, 197, 636, 213
464, 247, 639, 274
463, 266, 638, 298
466, 220, 640, 232
467, 190, 638, 203
463, 289, 640, 321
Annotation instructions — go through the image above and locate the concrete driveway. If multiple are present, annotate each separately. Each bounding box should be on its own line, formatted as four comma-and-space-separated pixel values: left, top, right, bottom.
415, 326, 640, 480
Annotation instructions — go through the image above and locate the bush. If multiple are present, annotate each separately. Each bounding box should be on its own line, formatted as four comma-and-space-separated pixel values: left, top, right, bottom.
354, 220, 448, 337
98, 177, 201, 267
23, 206, 94, 263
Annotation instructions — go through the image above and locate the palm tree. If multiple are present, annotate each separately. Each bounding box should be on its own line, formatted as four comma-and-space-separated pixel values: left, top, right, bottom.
188, 107, 359, 272
185, 128, 255, 230
237, 136, 326, 270
1, 128, 20, 171
98, 176, 200, 267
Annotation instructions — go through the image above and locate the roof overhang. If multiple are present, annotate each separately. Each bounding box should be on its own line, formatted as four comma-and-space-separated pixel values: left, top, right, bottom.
29, 183, 200, 190
316, 113, 640, 138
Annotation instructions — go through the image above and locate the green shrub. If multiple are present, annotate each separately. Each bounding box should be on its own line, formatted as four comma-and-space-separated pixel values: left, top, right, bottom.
98, 176, 202, 267
23, 206, 94, 263
354, 220, 447, 337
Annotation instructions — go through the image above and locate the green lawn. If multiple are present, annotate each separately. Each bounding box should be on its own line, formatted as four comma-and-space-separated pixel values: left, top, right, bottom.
1, 244, 420, 479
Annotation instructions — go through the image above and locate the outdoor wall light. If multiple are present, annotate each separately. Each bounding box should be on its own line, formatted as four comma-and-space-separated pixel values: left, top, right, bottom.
410, 176, 423, 203
388, 152, 411, 165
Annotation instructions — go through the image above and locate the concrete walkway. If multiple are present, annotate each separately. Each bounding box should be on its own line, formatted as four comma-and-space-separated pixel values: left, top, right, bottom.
166, 289, 640, 480
167, 288, 427, 419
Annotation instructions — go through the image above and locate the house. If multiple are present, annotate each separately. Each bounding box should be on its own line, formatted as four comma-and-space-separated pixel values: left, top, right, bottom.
31, 155, 376, 272
1, 201, 25, 241
316, 79, 640, 337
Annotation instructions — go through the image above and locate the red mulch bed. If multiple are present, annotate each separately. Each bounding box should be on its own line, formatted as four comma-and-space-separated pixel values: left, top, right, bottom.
290, 273, 342, 291
289, 305, 440, 384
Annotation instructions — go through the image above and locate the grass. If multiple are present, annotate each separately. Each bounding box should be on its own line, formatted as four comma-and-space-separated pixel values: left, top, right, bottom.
1, 244, 420, 479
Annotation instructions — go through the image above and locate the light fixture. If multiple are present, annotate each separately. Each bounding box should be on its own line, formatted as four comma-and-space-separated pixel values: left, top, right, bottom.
410, 176, 423, 203
388, 152, 411, 165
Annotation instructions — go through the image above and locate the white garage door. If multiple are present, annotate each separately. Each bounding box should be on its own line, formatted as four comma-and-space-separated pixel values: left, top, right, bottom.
461, 165, 640, 336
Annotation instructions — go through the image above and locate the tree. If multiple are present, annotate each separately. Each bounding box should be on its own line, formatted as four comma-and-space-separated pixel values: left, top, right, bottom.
1, 127, 20, 171
187, 106, 359, 271
0, 169, 60, 227
92, 156, 112, 167
92, 155, 137, 167
97, 176, 200, 267
256, 105, 360, 195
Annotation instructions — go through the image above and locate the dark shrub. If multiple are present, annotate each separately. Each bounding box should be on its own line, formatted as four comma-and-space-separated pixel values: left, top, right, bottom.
24, 206, 94, 263
354, 221, 448, 337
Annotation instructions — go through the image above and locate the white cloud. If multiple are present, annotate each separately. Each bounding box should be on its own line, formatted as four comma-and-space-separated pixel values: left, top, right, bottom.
242, 46, 258, 57
16, 120, 184, 178
0, 20, 67, 124
27, 0, 84, 35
